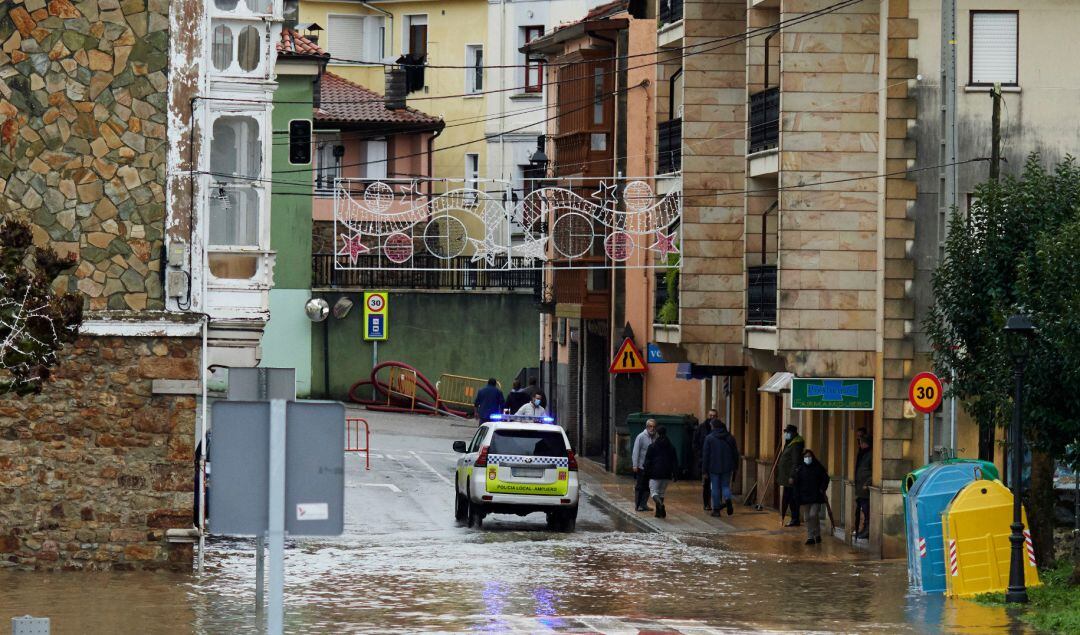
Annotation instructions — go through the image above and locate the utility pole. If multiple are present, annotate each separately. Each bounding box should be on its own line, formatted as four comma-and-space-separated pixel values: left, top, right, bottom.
990, 83, 1003, 182
939, 0, 958, 448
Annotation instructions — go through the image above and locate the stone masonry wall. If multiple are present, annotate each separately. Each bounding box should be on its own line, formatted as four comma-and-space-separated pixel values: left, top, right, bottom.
0, 335, 198, 571
0, 0, 169, 311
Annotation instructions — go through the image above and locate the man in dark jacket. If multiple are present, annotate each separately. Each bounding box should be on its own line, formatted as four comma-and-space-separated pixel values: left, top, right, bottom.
643, 426, 678, 518
852, 435, 872, 540
473, 378, 504, 424
701, 420, 739, 517
505, 379, 530, 415
777, 424, 804, 526
693, 409, 721, 509
793, 449, 829, 545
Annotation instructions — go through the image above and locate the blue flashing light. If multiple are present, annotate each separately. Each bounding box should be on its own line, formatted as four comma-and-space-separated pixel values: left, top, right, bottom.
542, 417, 555, 424
490, 414, 503, 420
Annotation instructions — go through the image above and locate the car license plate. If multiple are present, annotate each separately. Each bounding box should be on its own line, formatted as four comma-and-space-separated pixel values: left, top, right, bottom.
511, 467, 544, 478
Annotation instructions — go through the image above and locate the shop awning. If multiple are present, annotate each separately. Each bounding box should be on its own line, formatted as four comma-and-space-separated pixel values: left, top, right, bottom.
758, 371, 793, 393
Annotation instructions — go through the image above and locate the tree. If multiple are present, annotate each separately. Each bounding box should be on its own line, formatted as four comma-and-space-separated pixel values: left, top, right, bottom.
0, 219, 82, 395
927, 155, 1080, 570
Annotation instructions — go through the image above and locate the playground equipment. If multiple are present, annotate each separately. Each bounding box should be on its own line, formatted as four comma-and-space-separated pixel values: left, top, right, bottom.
348, 361, 469, 418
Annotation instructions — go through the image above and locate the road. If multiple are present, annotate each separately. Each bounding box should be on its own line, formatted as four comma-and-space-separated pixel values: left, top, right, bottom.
0, 409, 1034, 634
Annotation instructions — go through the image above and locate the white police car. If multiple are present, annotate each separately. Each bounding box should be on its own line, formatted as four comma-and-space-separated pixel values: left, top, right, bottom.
453, 415, 579, 532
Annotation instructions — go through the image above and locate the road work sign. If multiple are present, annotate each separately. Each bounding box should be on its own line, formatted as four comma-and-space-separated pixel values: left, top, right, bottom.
363, 291, 388, 341
610, 338, 647, 374
908, 372, 943, 414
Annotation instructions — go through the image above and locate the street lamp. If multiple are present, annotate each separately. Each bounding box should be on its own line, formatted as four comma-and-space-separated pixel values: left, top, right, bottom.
1003, 313, 1035, 603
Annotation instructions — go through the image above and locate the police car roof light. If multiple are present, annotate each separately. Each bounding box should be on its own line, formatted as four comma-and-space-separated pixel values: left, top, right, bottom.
542, 417, 555, 424
490, 414, 503, 420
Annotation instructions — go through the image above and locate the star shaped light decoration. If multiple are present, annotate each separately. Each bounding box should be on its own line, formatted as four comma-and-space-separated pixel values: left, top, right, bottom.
649, 230, 679, 257
513, 235, 549, 263
397, 180, 428, 204
592, 181, 619, 209
469, 237, 504, 266
338, 233, 369, 265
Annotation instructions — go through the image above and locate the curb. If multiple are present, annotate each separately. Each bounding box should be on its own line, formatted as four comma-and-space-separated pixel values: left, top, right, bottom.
580, 483, 661, 534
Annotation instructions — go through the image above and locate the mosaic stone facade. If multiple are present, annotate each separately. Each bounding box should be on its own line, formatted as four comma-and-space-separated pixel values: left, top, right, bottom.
0, 0, 169, 312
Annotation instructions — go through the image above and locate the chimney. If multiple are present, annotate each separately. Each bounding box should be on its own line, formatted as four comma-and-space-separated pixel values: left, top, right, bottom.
384, 68, 407, 110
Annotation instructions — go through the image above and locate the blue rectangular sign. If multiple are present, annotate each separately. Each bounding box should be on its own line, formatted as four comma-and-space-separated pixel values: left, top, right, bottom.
367, 314, 384, 339
647, 343, 669, 364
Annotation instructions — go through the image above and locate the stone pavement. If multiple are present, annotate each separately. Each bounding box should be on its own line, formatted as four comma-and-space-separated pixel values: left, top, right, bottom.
578, 459, 876, 562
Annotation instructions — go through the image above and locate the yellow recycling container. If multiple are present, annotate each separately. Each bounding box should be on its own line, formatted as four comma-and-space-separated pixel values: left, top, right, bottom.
942, 479, 1040, 598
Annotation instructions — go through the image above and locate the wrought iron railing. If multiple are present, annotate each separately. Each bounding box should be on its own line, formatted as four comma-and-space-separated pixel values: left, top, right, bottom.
313, 254, 541, 290
747, 264, 777, 326
659, 0, 684, 26
658, 118, 682, 174
749, 87, 780, 154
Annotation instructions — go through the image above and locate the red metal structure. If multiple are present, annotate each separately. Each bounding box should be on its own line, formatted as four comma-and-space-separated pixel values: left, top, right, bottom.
348, 361, 468, 418
346, 418, 371, 470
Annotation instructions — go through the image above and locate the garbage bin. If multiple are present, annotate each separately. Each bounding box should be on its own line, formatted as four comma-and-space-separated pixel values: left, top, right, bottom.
624, 413, 697, 477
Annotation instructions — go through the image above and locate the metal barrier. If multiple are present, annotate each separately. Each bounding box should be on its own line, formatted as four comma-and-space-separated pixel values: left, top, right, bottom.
386, 366, 418, 410
436, 374, 500, 409
346, 418, 370, 470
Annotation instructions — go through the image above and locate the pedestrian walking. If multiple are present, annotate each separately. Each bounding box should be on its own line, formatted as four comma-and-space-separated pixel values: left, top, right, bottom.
643, 425, 678, 518
505, 379, 530, 415
701, 420, 739, 517
631, 418, 657, 511
793, 449, 829, 545
778, 424, 804, 527
473, 378, 505, 424
852, 435, 872, 540
514, 392, 547, 417
694, 408, 721, 510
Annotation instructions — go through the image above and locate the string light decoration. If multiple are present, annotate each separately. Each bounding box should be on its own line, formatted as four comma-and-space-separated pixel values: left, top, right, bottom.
0, 220, 83, 395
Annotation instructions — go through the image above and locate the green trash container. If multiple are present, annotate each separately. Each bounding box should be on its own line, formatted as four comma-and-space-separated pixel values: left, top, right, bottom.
624, 412, 697, 477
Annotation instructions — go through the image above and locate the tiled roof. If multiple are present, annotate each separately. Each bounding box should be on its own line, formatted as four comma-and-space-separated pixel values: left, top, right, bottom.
316, 72, 442, 127
277, 29, 329, 59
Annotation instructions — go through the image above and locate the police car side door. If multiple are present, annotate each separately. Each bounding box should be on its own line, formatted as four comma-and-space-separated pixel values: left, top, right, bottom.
458, 425, 487, 494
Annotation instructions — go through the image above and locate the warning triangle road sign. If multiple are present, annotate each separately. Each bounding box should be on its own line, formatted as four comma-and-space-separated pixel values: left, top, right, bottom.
610, 338, 648, 374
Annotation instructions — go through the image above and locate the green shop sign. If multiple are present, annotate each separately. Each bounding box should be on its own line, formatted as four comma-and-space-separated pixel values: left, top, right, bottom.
790, 378, 875, 411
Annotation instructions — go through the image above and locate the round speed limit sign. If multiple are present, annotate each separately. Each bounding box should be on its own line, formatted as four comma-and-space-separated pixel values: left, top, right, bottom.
908, 372, 943, 414
366, 293, 385, 313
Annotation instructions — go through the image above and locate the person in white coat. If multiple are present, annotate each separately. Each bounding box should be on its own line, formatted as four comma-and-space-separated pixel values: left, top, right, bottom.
515, 393, 548, 417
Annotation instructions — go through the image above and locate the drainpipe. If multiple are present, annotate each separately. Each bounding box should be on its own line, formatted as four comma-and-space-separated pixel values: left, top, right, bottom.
763, 29, 778, 89
499, 0, 507, 181
427, 124, 443, 198
361, 2, 393, 60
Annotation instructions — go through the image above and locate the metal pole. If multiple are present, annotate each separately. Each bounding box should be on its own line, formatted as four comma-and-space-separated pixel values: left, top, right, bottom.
923, 413, 931, 466
950, 368, 957, 451
1005, 361, 1028, 603
268, 400, 287, 633
198, 316, 209, 574
255, 536, 265, 616
322, 316, 330, 399
990, 83, 1002, 182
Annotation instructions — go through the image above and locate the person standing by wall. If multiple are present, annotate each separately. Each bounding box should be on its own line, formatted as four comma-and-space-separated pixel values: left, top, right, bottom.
778, 424, 804, 526
644, 426, 678, 518
473, 378, 505, 424
632, 418, 657, 511
694, 408, 721, 510
702, 420, 739, 517
853, 435, 872, 541
793, 449, 830, 545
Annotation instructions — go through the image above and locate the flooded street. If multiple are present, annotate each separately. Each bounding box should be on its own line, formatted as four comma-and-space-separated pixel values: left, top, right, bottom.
0, 412, 1033, 634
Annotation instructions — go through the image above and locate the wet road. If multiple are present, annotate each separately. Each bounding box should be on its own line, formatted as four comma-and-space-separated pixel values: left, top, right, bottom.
0, 410, 1035, 634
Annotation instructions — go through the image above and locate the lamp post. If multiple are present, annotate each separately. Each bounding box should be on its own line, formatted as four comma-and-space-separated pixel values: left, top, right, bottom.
1003, 313, 1035, 603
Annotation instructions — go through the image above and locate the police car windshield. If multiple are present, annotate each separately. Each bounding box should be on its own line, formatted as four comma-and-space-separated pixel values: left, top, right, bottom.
489, 430, 566, 457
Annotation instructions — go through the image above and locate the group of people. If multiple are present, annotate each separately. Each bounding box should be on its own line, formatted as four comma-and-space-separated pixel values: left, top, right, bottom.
473, 378, 547, 424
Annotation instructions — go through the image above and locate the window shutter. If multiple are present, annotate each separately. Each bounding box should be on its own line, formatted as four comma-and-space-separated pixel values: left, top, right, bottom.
366, 139, 387, 180
971, 12, 1017, 84
364, 16, 385, 61
329, 15, 366, 60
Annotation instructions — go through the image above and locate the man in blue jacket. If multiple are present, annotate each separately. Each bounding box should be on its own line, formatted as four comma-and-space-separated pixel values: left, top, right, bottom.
701, 420, 739, 517
473, 378, 505, 424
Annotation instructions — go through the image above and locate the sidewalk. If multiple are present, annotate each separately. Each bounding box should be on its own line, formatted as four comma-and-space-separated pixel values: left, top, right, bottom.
579, 459, 874, 562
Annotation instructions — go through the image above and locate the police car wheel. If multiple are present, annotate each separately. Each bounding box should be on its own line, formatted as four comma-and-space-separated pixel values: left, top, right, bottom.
468, 503, 483, 529
545, 512, 558, 531
454, 491, 467, 521
559, 509, 577, 533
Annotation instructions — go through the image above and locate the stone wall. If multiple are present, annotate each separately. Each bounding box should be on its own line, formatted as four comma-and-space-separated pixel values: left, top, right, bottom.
0, 334, 198, 571
0, 0, 169, 312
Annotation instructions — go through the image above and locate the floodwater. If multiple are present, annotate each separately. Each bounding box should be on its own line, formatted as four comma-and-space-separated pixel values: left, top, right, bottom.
0, 412, 1035, 634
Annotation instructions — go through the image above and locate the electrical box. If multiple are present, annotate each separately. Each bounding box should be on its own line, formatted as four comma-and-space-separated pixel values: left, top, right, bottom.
167, 241, 187, 268
167, 271, 189, 299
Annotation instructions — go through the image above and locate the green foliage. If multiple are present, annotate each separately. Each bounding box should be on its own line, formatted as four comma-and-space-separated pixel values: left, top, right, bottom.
657, 251, 680, 325
975, 562, 1080, 633
926, 155, 1080, 456
0, 219, 82, 395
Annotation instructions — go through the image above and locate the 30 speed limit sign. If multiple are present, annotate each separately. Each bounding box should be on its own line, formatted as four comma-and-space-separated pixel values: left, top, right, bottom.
908, 372, 943, 414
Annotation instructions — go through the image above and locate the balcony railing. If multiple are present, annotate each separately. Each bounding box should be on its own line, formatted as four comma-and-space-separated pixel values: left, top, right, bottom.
749, 87, 779, 154
313, 254, 540, 290
658, 118, 682, 175
658, 0, 683, 26
747, 264, 777, 326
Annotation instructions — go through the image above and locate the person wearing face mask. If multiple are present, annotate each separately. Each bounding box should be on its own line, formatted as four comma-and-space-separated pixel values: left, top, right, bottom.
631, 419, 658, 511
777, 424, 804, 526
515, 392, 548, 417
793, 449, 830, 545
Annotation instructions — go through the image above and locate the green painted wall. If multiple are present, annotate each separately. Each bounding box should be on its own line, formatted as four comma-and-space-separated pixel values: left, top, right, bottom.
311, 292, 540, 401
263, 71, 317, 396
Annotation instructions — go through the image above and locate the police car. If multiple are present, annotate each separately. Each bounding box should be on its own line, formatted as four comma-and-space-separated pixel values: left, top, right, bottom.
452, 415, 579, 532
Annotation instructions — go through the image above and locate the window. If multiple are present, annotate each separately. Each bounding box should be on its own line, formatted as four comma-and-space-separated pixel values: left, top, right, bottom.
328, 15, 365, 62
593, 68, 605, 124
489, 429, 567, 457
209, 116, 262, 246
970, 11, 1018, 85
465, 153, 479, 204
404, 15, 428, 59
237, 25, 260, 71
314, 136, 343, 195
212, 25, 233, 71
208, 21, 267, 75
365, 139, 387, 180
466, 44, 483, 93
215, 0, 266, 13
288, 120, 311, 165
523, 26, 544, 93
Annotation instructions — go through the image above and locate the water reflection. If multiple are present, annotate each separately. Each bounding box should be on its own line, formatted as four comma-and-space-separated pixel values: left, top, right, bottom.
0, 532, 1033, 634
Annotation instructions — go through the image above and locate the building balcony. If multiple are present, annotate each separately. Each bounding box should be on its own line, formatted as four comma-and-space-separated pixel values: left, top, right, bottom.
312, 254, 540, 291
552, 268, 609, 320
658, 118, 682, 175
553, 130, 611, 178
658, 0, 683, 27
746, 264, 777, 326
748, 87, 779, 155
